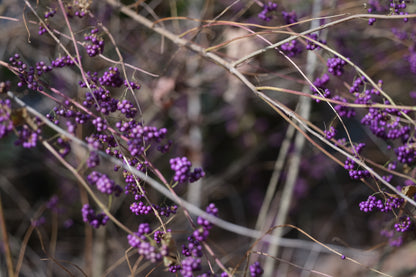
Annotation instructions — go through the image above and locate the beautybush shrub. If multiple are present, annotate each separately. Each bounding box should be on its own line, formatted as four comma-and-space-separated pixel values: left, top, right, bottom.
1, 0, 416, 276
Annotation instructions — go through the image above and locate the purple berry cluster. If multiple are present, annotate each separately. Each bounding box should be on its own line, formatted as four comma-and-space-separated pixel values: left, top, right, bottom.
344, 157, 370, 180
343, 143, 369, 180
170, 156, 205, 184
311, 74, 331, 102
349, 76, 366, 93
258, 2, 277, 22
395, 142, 416, 166
127, 223, 169, 263
361, 106, 410, 140
324, 126, 336, 140
249, 261, 264, 277
87, 171, 122, 196
394, 216, 412, 232
38, 9, 56, 35
178, 203, 219, 276
280, 40, 302, 57
14, 123, 41, 149
130, 201, 152, 215
359, 195, 404, 213
51, 55, 76, 68
99, 67, 123, 87
117, 99, 137, 118
346, 76, 412, 146
82, 87, 118, 115
123, 161, 148, 199
311, 74, 330, 92
306, 33, 326, 50
126, 123, 168, 156
281, 10, 298, 24
327, 56, 347, 76
372, 102, 408, 134
367, 0, 410, 24
84, 28, 104, 57
180, 257, 202, 277
9, 53, 76, 92
153, 204, 178, 217
81, 204, 109, 228
47, 102, 91, 134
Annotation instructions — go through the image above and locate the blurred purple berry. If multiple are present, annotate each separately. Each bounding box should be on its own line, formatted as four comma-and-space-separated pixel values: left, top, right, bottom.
249, 261, 264, 277
81, 204, 109, 228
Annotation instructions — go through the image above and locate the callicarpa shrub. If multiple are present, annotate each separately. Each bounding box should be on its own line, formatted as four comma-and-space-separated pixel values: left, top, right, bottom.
0, 0, 416, 276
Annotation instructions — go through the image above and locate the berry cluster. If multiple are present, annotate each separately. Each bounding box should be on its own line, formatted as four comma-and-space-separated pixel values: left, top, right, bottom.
367, 0, 410, 24
47, 103, 91, 134
83, 87, 118, 114
281, 10, 298, 24
280, 40, 302, 57
99, 67, 123, 88
14, 119, 42, 149
127, 223, 169, 263
127, 123, 167, 156
306, 33, 326, 50
9, 53, 76, 92
327, 56, 347, 76
170, 157, 205, 184
249, 261, 264, 277
153, 204, 178, 217
130, 201, 152, 215
178, 203, 220, 276
258, 2, 278, 22
84, 28, 104, 57
38, 9, 56, 35
395, 142, 416, 165
87, 171, 122, 196
344, 143, 370, 180
324, 126, 336, 140
117, 99, 137, 118
349, 76, 366, 93
51, 55, 76, 68
123, 161, 148, 199
361, 106, 410, 140
359, 195, 404, 213
394, 216, 412, 232
81, 204, 109, 228
180, 257, 202, 277
312, 73, 330, 92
